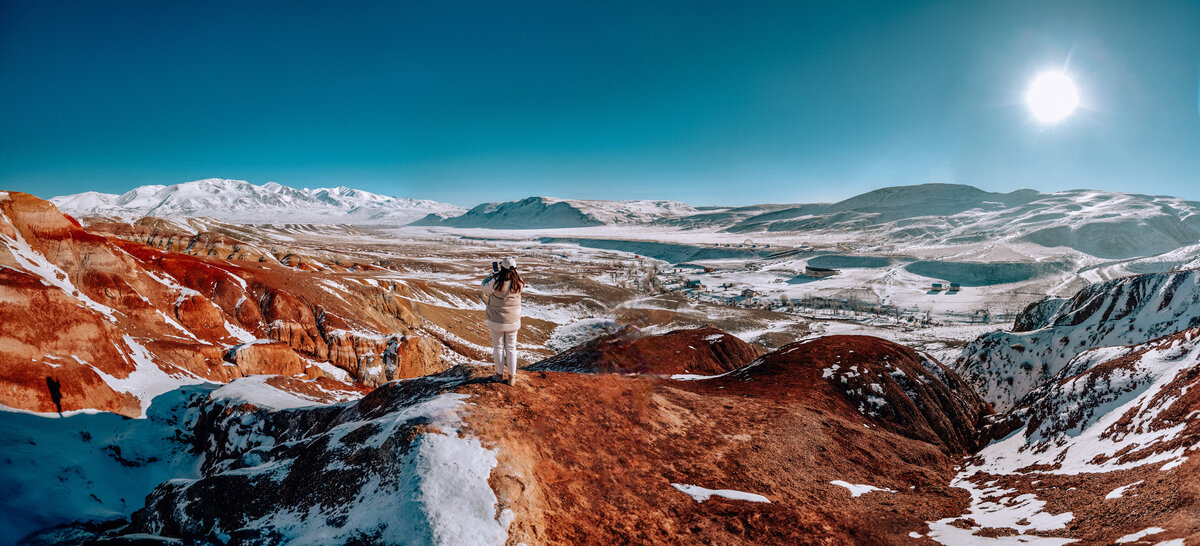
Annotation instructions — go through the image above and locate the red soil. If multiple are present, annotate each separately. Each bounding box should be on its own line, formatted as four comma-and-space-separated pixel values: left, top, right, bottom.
461, 334, 991, 544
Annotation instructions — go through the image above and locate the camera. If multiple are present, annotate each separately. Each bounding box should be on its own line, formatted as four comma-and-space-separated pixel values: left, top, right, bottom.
492, 261, 499, 273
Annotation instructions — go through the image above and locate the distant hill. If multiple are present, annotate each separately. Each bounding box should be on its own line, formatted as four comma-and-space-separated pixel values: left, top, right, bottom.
51, 179, 464, 225
720, 184, 1200, 260
410, 196, 697, 229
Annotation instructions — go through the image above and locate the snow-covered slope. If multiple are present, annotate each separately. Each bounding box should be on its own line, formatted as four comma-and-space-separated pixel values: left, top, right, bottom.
411, 196, 697, 229
983, 327, 1199, 475
928, 326, 1200, 544
955, 269, 1200, 412
52, 179, 464, 225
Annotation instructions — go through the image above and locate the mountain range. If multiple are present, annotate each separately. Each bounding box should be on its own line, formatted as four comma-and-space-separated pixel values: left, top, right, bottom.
51, 178, 464, 225
55, 181, 1200, 260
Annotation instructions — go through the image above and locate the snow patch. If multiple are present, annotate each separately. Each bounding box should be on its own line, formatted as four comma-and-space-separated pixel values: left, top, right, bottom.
830, 480, 896, 497
0, 226, 119, 321
1105, 480, 1143, 499
670, 483, 770, 503
547, 317, 621, 353
208, 375, 353, 411
1115, 527, 1165, 543
87, 337, 211, 418
928, 473, 1075, 545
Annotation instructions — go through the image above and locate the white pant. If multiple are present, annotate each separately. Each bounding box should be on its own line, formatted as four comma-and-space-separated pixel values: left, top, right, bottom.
490, 329, 518, 376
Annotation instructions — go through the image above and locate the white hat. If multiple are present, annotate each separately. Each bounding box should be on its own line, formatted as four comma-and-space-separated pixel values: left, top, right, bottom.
500, 257, 517, 270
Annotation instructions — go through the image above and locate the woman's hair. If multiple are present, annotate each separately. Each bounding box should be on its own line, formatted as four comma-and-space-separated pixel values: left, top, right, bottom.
492, 266, 524, 293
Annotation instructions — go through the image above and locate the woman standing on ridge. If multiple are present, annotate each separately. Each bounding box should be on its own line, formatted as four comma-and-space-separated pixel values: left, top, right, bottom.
482, 257, 523, 385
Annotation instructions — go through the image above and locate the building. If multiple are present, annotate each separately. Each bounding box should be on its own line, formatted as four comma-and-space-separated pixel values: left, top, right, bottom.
931, 283, 943, 290
949, 282, 962, 290
805, 266, 839, 278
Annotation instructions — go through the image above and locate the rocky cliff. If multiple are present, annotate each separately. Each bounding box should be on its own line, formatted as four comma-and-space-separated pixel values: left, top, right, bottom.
0, 192, 446, 417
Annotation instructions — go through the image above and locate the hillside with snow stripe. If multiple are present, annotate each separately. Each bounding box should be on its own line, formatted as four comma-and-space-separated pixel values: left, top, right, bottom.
52, 179, 464, 225
411, 195, 698, 228
953, 269, 1200, 412
983, 328, 1199, 475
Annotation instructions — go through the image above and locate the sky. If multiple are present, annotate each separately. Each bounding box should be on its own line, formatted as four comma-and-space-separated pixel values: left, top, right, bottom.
2, 0, 1199, 207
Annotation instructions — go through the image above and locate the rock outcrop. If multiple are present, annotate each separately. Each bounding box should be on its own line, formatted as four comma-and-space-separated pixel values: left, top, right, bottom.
25, 368, 505, 544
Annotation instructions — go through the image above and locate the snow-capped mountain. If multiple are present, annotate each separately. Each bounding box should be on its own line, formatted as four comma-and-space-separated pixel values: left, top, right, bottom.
410, 196, 697, 229
51, 179, 464, 225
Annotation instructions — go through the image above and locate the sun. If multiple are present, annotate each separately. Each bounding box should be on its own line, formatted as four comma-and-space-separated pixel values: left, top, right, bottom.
1025, 70, 1079, 124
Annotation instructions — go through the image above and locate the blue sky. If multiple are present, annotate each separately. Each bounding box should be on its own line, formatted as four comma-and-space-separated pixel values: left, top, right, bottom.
2, 0, 1199, 206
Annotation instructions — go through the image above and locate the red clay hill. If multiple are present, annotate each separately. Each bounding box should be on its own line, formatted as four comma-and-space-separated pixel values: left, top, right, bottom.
528, 325, 761, 375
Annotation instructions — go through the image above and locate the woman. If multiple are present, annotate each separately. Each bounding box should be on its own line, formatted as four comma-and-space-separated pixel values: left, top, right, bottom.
482, 257, 523, 385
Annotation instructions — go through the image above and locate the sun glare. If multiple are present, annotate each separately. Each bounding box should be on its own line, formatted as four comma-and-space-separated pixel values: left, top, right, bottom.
1026, 70, 1080, 124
